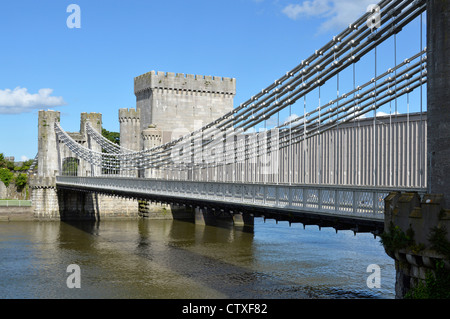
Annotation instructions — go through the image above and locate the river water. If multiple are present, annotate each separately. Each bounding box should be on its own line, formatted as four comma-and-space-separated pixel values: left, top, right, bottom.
0, 217, 395, 299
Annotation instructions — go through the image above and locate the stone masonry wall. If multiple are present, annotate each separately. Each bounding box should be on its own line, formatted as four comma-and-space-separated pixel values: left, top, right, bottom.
383, 191, 450, 298
58, 188, 139, 220
134, 71, 235, 143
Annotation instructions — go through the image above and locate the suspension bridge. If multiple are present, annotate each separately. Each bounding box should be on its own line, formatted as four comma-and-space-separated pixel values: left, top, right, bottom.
22, 0, 450, 298
27, 0, 434, 235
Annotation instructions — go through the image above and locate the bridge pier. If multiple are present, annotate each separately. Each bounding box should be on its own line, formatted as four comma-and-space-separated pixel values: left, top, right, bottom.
427, 0, 450, 205
139, 200, 193, 220
382, 0, 450, 298
30, 110, 61, 219
195, 207, 254, 228
31, 110, 143, 220
381, 0, 450, 298
231, 211, 254, 227
57, 189, 140, 220
383, 192, 450, 298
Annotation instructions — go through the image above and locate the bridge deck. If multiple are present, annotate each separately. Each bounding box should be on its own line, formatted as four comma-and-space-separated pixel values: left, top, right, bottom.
56, 176, 426, 234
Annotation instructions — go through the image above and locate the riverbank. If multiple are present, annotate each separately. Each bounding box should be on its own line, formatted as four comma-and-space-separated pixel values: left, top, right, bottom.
0, 206, 34, 221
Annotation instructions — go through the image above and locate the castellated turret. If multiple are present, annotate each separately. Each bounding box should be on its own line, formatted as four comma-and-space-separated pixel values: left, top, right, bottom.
134, 71, 236, 144
142, 124, 162, 150
37, 110, 60, 177
81, 112, 102, 176
142, 124, 162, 178
119, 108, 141, 152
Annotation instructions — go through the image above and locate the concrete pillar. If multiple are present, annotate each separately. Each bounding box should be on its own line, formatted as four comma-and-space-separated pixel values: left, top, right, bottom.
427, 0, 450, 204
37, 110, 60, 177
195, 207, 232, 226
194, 207, 206, 225
232, 212, 254, 227
194, 207, 251, 227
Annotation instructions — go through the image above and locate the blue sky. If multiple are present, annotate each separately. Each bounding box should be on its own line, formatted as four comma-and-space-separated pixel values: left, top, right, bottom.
0, 0, 426, 161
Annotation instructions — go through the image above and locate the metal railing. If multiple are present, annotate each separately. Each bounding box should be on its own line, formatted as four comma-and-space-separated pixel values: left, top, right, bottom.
0, 200, 32, 207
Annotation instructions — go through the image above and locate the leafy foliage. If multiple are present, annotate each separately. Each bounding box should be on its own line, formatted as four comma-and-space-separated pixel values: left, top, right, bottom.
0, 168, 14, 187
0, 153, 6, 169
380, 222, 415, 252
16, 159, 34, 171
102, 128, 120, 145
429, 226, 450, 260
406, 260, 450, 299
0, 153, 31, 194
14, 173, 28, 191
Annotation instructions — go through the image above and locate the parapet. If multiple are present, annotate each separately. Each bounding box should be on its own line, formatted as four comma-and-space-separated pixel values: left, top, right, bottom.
142, 124, 162, 140
134, 71, 236, 95
81, 112, 102, 122
119, 108, 141, 122
38, 109, 60, 125
384, 192, 450, 251
81, 112, 102, 134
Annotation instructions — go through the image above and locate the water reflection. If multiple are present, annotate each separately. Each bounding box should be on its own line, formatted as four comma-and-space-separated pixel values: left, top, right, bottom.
0, 218, 395, 299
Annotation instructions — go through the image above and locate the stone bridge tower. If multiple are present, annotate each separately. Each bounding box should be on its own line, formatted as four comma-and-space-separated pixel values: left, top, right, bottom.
30, 110, 138, 219
381, 0, 450, 298
119, 108, 141, 152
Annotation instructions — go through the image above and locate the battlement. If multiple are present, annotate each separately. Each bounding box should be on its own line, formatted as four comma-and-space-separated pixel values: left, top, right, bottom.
134, 71, 236, 95
81, 112, 102, 120
81, 112, 102, 136
142, 124, 162, 140
384, 192, 450, 249
38, 109, 60, 125
29, 176, 56, 188
119, 108, 141, 122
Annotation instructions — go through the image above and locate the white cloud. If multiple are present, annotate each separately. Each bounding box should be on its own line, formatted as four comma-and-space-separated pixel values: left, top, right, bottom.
345, 110, 401, 120
282, 0, 332, 20
282, 0, 374, 33
20, 155, 29, 161
284, 113, 305, 126
0, 87, 67, 114
376, 111, 400, 117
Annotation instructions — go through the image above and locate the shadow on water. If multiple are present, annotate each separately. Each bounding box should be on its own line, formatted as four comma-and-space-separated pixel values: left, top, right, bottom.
61, 220, 100, 235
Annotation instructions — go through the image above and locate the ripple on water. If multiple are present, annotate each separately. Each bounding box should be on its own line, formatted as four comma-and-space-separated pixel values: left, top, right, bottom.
0, 219, 395, 299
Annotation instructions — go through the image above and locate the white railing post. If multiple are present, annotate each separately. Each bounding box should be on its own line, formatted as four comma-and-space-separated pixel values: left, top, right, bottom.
318, 188, 322, 211
288, 187, 293, 208
334, 189, 338, 212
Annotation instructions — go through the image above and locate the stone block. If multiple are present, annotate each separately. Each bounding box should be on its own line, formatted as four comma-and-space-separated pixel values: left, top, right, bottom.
0, 181, 6, 199
384, 191, 401, 232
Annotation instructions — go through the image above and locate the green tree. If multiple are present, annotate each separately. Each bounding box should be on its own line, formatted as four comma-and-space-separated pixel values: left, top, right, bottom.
102, 128, 120, 145
0, 153, 6, 169
6, 161, 14, 171
19, 159, 34, 171
14, 173, 28, 191
0, 168, 14, 187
